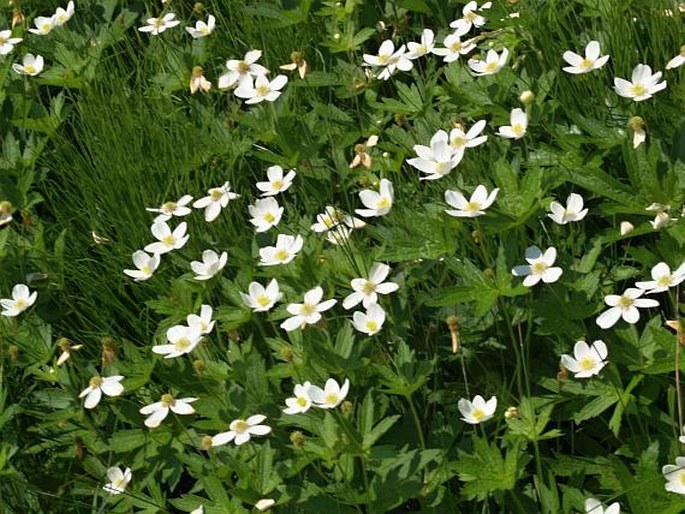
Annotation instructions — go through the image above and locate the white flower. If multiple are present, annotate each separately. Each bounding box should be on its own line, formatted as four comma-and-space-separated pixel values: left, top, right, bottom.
453, 1, 488, 31
614, 64, 667, 101
255, 499, 276, 511
56, 339, 82, 366
259, 234, 304, 266
325, 225, 354, 246
103, 466, 132, 495
240, 279, 282, 312
123, 251, 160, 282
352, 303, 386, 335
190, 506, 204, 514
235, 74, 288, 104
256, 166, 296, 196
185, 14, 215, 38
620, 221, 634, 235
12, 54, 44, 76
308, 378, 350, 409
406, 29, 435, 60
448, 120, 487, 153
145, 194, 193, 223
189, 67, 211, 94
140, 394, 197, 428
511, 246, 563, 287
53, 2, 75, 27
211, 414, 272, 446
191, 250, 228, 280
138, 13, 180, 35
28, 16, 55, 36
311, 206, 365, 232
468, 48, 509, 76
1, 283, 37, 317
283, 381, 313, 415
458, 395, 497, 424
560, 340, 608, 378
362, 40, 413, 81
193, 182, 240, 222
343, 263, 399, 309
663, 456, 685, 495
281, 286, 337, 331
632, 124, 646, 149
218, 50, 269, 90
584, 498, 620, 514
0, 30, 22, 56
666, 47, 685, 70
562, 41, 610, 74
349, 135, 379, 169
444, 185, 499, 217
406, 130, 463, 181
431, 22, 476, 63
79, 375, 124, 409
355, 178, 394, 218
187, 304, 215, 335
548, 193, 588, 225
596, 287, 659, 329
497, 108, 527, 139
650, 211, 672, 230
144, 221, 189, 255
635, 262, 685, 294
249, 197, 284, 232
153, 324, 203, 359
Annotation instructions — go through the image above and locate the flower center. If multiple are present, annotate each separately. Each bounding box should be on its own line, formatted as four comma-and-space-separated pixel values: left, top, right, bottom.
579, 58, 593, 70
161, 394, 175, 407
579, 357, 596, 371
0, 36, 6, 44
325, 393, 339, 405
631, 83, 647, 97
24, 64, 36, 74
238, 61, 250, 74
41, 22, 52, 32
263, 212, 276, 223
175, 338, 191, 351
617, 295, 634, 309
14, 298, 26, 309
153, 18, 164, 29
362, 281, 376, 295
512, 123, 525, 136
162, 234, 175, 246
451, 136, 467, 148
89, 376, 103, 388
376, 197, 391, 209
296, 397, 308, 407
657, 275, 672, 287
377, 54, 390, 65
484, 61, 498, 73
234, 420, 249, 433
680, 472, 685, 486
464, 11, 477, 22
210, 189, 223, 201
272, 180, 284, 190
141, 264, 151, 274
256, 85, 270, 96
257, 295, 271, 307
275, 249, 289, 261
113, 477, 125, 488
162, 201, 177, 213
472, 408, 485, 421
415, 44, 427, 55
300, 303, 316, 316
449, 41, 463, 52
465, 201, 481, 212
531, 261, 548, 275
365, 320, 378, 332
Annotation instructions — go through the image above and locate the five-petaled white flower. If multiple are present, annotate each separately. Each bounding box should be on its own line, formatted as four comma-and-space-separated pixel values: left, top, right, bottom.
635, 262, 685, 294
0, 30, 22, 55
146, 194, 193, 223
343, 263, 399, 309
468, 48, 509, 76
283, 381, 313, 415
187, 304, 215, 335
249, 197, 284, 232
28, 16, 55, 36
53, 2, 75, 27
497, 108, 528, 139
124, 250, 160, 282
12, 53, 44, 76
452, 1, 489, 31
311, 206, 365, 232
211, 414, 272, 446
309, 378, 350, 409
432, 21, 476, 63
584, 498, 620, 514
666, 46, 685, 70
407, 130, 463, 181
218, 50, 269, 90
362, 40, 413, 81
191, 250, 228, 281
548, 193, 589, 225
596, 287, 659, 329
1, 283, 38, 317
560, 340, 608, 378
444, 185, 499, 217
512, 246, 563, 287
255, 499, 276, 512
235, 74, 288, 104
257, 166, 296, 196
281, 286, 337, 331
103, 466, 132, 495
406, 29, 435, 60
562, 41, 610, 74
153, 324, 203, 358
663, 456, 685, 495
259, 234, 304, 266
185, 14, 215, 38
138, 13, 180, 35
458, 395, 497, 424
144, 221, 189, 255
79, 375, 124, 409
140, 394, 198, 428
352, 303, 386, 336
614, 64, 667, 101
240, 279, 282, 312
193, 182, 240, 222
448, 120, 488, 153
355, 178, 394, 218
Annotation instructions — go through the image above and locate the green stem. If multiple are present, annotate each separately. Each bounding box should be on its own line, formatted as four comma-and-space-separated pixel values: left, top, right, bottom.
406, 393, 427, 449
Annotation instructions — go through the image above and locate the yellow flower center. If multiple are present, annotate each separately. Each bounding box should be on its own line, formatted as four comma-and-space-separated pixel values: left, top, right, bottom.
365, 320, 378, 332
657, 275, 672, 286
631, 83, 647, 97
153, 18, 164, 29
377, 54, 390, 65
325, 393, 339, 405
465, 201, 481, 212
617, 296, 634, 309
362, 281, 376, 295
471, 408, 485, 421
579, 58, 593, 70
0, 36, 6, 44
89, 376, 103, 388
323, 215, 335, 228
464, 11, 477, 22
14, 298, 26, 309
238, 61, 250, 73
579, 357, 595, 371
41, 22, 52, 32
162, 201, 177, 213
210, 189, 223, 201
531, 261, 548, 275
256, 85, 270, 96
415, 44, 427, 55
272, 180, 284, 190
175, 338, 191, 351
275, 249, 289, 261
451, 136, 467, 148
263, 212, 276, 223
376, 197, 391, 209
24, 64, 36, 74
484, 61, 499, 73
300, 303, 316, 316
162, 234, 175, 246
141, 264, 151, 274
234, 420, 249, 433
113, 476, 126, 488
680, 472, 685, 486
512, 123, 525, 136
257, 295, 271, 307
296, 397, 308, 407
449, 41, 463, 52
57, 14, 67, 24
161, 394, 175, 407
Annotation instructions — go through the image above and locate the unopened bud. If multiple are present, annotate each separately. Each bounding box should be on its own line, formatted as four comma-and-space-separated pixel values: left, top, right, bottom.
193, 359, 206, 376
290, 430, 305, 449
629, 116, 644, 131
8, 345, 20, 360
101, 337, 118, 366
519, 90, 535, 104
340, 400, 353, 414
504, 406, 519, 419
619, 221, 634, 235
200, 435, 213, 451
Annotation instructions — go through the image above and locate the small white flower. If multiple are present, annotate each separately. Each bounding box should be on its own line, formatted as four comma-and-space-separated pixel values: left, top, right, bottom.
218, 50, 269, 90
355, 179, 394, 218
632, 124, 646, 149
311, 206, 365, 232
153, 324, 203, 358
468, 48, 509, 76
584, 498, 620, 514
458, 395, 497, 424
349, 135, 378, 169
308, 378, 350, 409
1, 283, 37, 317
189, 67, 212, 94
185, 14, 215, 38
448, 120, 488, 153
53, 2, 75, 27
620, 221, 634, 235
280, 286, 337, 331
12, 53, 44, 76
211, 414, 272, 446
635, 262, 685, 294
138, 13, 180, 35
325, 225, 354, 246
596, 287, 659, 329
560, 340, 608, 378
283, 381, 313, 415
256, 166, 296, 196
663, 456, 685, 495
255, 499, 276, 511
562, 41, 610, 74
187, 304, 215, 335
235, 74, 288, 104
193, 182, 239, 222
497, 108, 527, 139
650, 211, 672, 229
406, 29, 435, 60
259, 234, 304, 266
453, 1, 488, 31
352, 303, 386, 336
191, 250, 228, 281
511, 246, 563, 287
362, 40, 413, 81
406, 130, 463, 181
103, 466, 131, 495
28, 16, 55, 36
666, 46, 685, 70
249, 197, 284, 232
431, 22, 476, 63
548, 193, 588, 225
79, 375, 124, 409
240, 279, 282, 312
140, 394, 197, 428
444, 185, 499, 217
146, 194, 193, 223
123, 250, 160, 282
0, 30, 22, 56
144, 221, 189, 255
614, 64, 667, 101
343, 263, 399, 309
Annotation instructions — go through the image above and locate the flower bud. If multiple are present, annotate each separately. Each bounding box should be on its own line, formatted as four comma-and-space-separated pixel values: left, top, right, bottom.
619, 221, 634, 235
101, 337, 118, 366
290, 430, 305, 449
8, 345, 20, 361
193, 359, 206, 376
200, 435, 213, 451
519, 90, 535, 104
341, 400, 353, 414
504, 406, 519, 419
